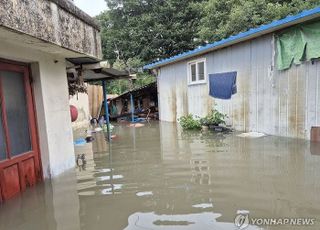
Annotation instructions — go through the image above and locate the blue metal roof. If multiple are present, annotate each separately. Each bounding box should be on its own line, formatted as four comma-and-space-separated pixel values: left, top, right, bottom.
144, 6, 320, 69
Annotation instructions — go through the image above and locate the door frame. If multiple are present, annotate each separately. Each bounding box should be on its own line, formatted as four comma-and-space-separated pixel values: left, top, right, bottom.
0, 59, 42, 200
28, 64, 43, 182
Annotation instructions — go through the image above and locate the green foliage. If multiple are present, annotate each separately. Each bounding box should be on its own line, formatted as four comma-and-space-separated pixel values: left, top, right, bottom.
178, 114, 202, 130
199, 0, 320, 43
103, 74, 155, 95
133, 72, 155, 89
96, 0, 320, 90
200, 109, 227, 126
179, 110, 227, 131
206, 109, 227, 126
97, 0, 203, 64
113, 59, 127, 71
102, 57, 155, 95
199, 117, 210, 126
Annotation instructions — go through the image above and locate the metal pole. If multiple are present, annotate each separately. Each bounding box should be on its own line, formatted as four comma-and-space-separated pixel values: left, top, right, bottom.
130, 93, 134, 123
102, 80, 111, 142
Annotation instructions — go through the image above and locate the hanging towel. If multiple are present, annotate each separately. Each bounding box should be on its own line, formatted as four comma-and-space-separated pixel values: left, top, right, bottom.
209, 72, 237, 99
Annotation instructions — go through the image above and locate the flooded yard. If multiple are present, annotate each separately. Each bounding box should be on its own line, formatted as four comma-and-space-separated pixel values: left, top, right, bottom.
1, 121, 320, 230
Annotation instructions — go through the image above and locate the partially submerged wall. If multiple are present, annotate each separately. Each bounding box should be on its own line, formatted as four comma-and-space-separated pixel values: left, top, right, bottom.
0, 39, 76, 178
0, 0, 102, 59
158, 34, 320, 139
0, 0, 103, 179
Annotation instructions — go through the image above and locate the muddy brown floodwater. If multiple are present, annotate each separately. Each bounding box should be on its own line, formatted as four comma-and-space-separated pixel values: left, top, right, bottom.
0, 121, 320, 230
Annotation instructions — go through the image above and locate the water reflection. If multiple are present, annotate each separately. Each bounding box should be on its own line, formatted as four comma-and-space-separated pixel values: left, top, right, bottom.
0, 121, 320, 230
75, 122, 320, 229
0, 170, 81, 230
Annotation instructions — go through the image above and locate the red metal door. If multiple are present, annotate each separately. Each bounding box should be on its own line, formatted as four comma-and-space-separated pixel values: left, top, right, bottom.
0, 60, 41, 201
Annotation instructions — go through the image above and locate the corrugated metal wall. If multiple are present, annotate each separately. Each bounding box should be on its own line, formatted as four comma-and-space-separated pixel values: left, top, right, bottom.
157, 34, 320, 139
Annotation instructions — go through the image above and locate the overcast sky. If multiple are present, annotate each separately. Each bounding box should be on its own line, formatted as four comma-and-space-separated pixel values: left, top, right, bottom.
74, 0, 108, 17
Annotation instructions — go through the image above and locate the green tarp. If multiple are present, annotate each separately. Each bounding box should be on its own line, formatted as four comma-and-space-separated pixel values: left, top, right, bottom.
276, 20, 320, 70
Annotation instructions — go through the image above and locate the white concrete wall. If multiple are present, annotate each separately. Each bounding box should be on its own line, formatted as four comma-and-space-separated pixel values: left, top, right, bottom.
69, 92, 90, 131
157, 34, 320, 140
0, 39, 75, 178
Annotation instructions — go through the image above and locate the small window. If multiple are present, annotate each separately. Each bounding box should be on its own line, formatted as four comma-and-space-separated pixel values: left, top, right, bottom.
198, 62, 204, 80
191, 64, 196, 82
188, 59, 206, 84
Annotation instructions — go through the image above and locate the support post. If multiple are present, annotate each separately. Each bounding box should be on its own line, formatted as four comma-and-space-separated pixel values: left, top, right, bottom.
130, 93, 134, 123
102, 80, 111, 142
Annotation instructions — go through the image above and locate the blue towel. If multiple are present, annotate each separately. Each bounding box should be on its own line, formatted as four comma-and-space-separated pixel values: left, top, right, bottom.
209, 72, 237, 99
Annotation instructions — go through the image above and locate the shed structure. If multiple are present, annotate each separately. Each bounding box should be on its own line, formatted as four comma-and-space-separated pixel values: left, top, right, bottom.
108, 82, 158, 120
145, 7, 320, 139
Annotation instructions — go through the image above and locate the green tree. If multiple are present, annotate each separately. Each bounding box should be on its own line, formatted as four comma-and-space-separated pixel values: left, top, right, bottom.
97, 0, 204, 94
96, 0, 320, 94
199, 0, 320, 43
104, 57, 155, 95
97, 0, 203, 64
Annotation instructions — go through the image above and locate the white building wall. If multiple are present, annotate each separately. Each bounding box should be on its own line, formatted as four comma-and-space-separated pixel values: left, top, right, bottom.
0, 40, 75, 178
157, 67, 177, 122
157, 34, 320, 139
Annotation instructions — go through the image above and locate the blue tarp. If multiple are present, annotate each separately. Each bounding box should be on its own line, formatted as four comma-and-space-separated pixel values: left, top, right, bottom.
209, 72, 237, 100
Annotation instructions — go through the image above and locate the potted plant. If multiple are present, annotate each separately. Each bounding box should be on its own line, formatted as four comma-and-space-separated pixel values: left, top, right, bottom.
178, 114, 201, 130
199, 117, 210, 131
206, 109, 228, 130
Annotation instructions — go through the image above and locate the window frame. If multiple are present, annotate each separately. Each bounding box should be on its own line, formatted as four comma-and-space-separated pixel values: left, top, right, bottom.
187, 58, 207, 85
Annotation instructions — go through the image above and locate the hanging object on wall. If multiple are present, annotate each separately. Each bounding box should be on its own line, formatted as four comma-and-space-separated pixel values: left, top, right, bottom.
276, 20, 320, 70
209, 72, 237, 100
67, 68, 87, 97
70, 105, 78, 122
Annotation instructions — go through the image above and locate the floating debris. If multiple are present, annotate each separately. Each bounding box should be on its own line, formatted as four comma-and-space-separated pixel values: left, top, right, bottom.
85, 136, 94, 143
136, 191, 153, 197
237, 132, 266, 138
95, 127, 103, 132
76, 154, 86, 166
128, 123, 145, 128
192, 203, 213, 209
